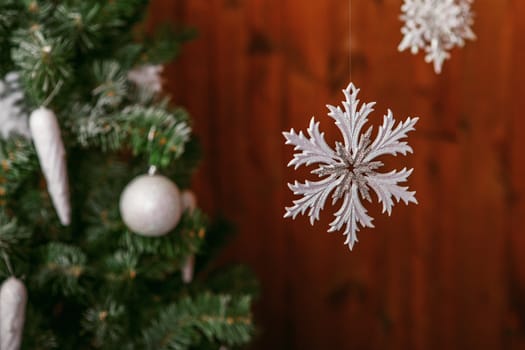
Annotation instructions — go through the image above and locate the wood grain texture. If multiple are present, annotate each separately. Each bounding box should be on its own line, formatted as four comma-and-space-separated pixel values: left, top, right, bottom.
149, 0, 525, 349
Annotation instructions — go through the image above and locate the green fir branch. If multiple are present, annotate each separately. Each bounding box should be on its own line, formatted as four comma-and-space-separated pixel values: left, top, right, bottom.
92, 60, 128, 109
0, 210, 31, 276
0, 0, 23, 74
0, 211, 30, 253
121, 209, 207, 262
102, 0, 149, 25
140, 25, 197, 65
34, 242, 87, 296
103, 250, 139, 284
142, 293, 254, 350
80, 154, 129, 244
0, 0, 22, 35
0, 137, 39, 198
21, 0, 54, 19
82, 300, 126, 349
53, 3, 103, 51
12, 28, 72, 104
22, 305, 59, 350
203, 265, 260, 299
74, 105, 191, 167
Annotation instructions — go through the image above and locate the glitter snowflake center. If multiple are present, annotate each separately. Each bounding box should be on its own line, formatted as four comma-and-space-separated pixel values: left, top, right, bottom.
420, 9, 438, 29
313, 138, 383, 202
418, 9, 451, 37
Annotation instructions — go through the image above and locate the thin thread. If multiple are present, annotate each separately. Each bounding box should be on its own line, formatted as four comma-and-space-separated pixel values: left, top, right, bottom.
42, 79, 64, 107
349, 0, 352, 82
2, 251, 13, 276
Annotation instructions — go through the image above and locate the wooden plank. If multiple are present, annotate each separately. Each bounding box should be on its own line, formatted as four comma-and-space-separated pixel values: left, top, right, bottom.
453, 0, 509, 348
508, 0, 525, 348
240, 1, 290, 348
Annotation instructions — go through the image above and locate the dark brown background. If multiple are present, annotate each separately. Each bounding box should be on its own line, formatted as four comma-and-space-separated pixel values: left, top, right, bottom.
149, 1, 525, 349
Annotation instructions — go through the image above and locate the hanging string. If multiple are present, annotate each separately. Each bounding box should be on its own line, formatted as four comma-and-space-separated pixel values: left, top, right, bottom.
2, 251, 13, 276
349, 0, 352, 82
42, 79, 63, 107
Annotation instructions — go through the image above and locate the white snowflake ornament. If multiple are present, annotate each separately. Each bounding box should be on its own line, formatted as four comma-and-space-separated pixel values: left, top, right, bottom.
0, 73, 30, 139
128, 64, 164, 94
398, 0, 476, 74
283, 83, 418, 250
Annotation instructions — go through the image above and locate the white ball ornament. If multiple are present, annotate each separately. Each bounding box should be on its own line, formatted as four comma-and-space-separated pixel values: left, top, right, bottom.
119, 172, 182, 237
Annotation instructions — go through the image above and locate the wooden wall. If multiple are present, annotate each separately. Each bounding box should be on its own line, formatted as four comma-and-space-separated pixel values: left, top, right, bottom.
149, 0, 525, 349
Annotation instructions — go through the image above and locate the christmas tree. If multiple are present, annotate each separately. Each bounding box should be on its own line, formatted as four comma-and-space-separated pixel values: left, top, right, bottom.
0, 1, 257, 349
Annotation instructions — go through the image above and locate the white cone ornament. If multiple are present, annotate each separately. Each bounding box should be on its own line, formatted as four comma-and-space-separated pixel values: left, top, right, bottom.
181, 255, 195, 284
181, 190, 197, 214
29, 107, 71, 226
120, 171, 182, 237
0, 277, 27, 350
180, 190, 197, 283
181, 190, 197, 283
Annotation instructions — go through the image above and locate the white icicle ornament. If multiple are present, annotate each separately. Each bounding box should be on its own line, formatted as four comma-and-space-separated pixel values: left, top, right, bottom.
0, 277, 27, 350
180, 189, 197, 283
29, 107, 71, 226
181, 255, 195, 284
119, 172, 182, 237
181, 190, 197, 214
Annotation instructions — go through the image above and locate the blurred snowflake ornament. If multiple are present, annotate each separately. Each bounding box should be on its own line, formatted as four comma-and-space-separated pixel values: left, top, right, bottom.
0, 73, 30, 139
128, 64, 163, 94
398, 0, 475, 74
283, 83, 418, 250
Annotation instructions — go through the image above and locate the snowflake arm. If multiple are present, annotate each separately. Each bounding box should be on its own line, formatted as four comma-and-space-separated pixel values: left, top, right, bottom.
285, 174, 343, 225
328, 184, 374, 250
366, 168, 418, 215
283, 117, 335, 169
327, 83, 376, 155
426, 39, 450, 74
364, 111, 418, 162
